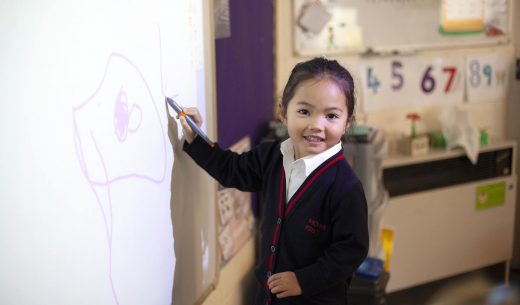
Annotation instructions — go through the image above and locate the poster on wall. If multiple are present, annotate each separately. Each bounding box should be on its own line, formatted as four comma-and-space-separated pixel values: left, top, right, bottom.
439, 0, 486, 34
214, 0, 231, 39
359, 55, 464, 112
216, 137, 256, 265
292, 0, 510, 55
293, 0, 364, 56
408, 57, 465, 106
439, 0, 509, 36
465, 49, 513, 103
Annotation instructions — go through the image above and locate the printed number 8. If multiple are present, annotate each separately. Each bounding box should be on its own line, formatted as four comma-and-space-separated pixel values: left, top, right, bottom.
469, 61, 481, 87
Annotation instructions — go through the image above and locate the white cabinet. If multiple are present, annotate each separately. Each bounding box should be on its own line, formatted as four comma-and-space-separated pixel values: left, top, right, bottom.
381, 140, 517, 292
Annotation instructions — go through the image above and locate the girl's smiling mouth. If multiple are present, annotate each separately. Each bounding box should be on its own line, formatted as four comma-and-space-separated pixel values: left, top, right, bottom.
304, 135, 324, 143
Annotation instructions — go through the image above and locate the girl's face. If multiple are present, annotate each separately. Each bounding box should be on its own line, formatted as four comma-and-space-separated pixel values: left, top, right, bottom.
282, 77, 349, 160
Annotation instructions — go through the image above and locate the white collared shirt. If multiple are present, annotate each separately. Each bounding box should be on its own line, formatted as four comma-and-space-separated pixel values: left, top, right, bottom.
280, 138, 343, 202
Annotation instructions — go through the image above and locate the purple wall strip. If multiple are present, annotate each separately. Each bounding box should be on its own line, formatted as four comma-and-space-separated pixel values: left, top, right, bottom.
215, 0, 274, 148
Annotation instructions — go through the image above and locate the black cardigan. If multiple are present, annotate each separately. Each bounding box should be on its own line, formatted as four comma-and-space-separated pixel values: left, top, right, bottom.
183, 137, 368, 305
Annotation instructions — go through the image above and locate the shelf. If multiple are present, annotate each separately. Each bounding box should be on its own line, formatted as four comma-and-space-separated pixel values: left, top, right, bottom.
382, 139, 517, 169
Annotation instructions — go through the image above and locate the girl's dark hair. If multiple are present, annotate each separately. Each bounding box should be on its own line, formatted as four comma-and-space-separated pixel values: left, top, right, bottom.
280, 57, 356, 124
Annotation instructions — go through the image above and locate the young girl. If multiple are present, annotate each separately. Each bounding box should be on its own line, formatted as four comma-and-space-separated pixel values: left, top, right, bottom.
178, 57, 368, 305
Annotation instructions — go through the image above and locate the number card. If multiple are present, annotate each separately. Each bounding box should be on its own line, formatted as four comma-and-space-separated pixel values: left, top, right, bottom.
359, 57, 415, 112
410, 57, 465, 106
465, 50, 512, 103
359, 56, 464, 112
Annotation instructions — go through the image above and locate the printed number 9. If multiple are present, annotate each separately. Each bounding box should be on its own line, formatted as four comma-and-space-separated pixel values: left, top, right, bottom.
483, 65, 492, 86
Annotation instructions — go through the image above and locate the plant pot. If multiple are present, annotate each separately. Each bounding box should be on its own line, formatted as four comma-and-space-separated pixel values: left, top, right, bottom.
403, 135, 429, 157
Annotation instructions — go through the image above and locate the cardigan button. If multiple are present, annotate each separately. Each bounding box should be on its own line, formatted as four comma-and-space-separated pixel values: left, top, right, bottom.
271, 245, 276, 253
267, 271, 272, 277
277, 217, 282, 225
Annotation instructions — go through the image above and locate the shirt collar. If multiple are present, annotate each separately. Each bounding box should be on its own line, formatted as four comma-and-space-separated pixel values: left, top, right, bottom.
280, 138, 343, 176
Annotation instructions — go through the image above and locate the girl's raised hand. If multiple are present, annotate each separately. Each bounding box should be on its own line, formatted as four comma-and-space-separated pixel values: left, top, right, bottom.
177, 107, 203, 143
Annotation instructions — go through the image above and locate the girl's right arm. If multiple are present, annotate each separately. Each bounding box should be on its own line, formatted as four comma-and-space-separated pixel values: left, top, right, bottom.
177, 106, 201, 144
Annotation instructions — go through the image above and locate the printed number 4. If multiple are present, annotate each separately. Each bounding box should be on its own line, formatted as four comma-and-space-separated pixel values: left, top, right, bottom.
367, 67, 380, 94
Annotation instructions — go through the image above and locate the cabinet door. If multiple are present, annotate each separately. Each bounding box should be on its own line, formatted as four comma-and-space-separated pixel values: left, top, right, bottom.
383, 176, 516, 292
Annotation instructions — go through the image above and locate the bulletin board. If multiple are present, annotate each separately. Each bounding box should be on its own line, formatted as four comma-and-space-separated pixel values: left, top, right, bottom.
293, 0, 512, 56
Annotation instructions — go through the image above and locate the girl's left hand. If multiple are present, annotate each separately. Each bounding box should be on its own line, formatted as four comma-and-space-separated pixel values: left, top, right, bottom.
267, 271, 302, 298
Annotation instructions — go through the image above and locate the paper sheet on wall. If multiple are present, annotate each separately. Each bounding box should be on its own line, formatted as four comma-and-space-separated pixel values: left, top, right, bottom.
440, 0, 485, 33
294, 0, 364, 55
216, 137, 255, 265
465, 48, 513, 103
359, 56, 464, 113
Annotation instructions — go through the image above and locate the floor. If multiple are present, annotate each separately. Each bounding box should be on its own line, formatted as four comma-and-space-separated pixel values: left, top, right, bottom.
386, 263, 520, 305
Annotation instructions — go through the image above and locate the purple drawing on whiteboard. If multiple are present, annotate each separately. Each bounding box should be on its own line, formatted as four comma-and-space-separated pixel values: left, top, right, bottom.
72, 51, 167, 304
114, 88, 143, 142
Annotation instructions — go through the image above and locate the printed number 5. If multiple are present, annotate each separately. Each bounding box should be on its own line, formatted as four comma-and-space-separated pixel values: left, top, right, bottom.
391, 61, 403, 90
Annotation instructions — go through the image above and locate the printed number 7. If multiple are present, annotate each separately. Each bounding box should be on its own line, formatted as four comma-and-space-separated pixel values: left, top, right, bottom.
442, 66, 457, 93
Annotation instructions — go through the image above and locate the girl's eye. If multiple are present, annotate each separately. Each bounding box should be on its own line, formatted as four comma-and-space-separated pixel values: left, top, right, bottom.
297, 109, 309, 115
326, 113, 339, 120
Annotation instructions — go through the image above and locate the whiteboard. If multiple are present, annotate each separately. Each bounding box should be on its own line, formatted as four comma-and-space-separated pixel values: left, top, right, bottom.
293, 0, 511, 55
0, 1, 217, 305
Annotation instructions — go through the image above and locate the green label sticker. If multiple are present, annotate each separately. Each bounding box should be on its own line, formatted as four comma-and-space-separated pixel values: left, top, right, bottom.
476, 182, 505, 210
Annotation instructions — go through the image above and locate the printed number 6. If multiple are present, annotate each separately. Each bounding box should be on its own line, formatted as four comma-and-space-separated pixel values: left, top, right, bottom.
421, 66, 435, 94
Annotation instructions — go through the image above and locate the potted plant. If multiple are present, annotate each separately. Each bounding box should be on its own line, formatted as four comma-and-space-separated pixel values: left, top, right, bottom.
405, 112, 429, 156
